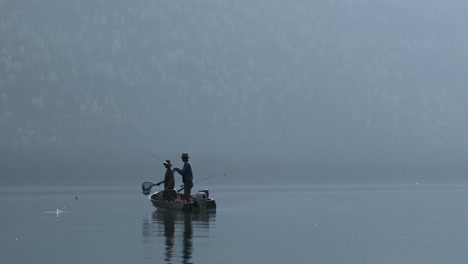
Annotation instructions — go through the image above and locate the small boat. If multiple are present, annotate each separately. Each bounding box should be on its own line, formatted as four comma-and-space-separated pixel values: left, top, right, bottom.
149, 189, 216, 212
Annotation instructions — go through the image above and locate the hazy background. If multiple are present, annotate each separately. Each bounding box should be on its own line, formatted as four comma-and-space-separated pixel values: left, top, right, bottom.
1, 0, 468, 186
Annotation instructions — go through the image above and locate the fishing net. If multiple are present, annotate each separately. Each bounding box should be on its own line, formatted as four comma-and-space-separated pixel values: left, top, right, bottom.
141, 182, 155, 195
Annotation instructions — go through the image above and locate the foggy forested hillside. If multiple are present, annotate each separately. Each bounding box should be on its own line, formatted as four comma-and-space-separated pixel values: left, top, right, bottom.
2, 0, 468, 185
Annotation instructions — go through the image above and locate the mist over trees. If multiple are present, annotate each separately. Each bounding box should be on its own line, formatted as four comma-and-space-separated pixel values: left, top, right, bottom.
1, 0, 468, 185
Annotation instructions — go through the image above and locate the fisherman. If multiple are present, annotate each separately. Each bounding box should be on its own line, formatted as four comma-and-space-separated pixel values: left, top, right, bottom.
174, 152, 194, 203
156, 160, 176, 201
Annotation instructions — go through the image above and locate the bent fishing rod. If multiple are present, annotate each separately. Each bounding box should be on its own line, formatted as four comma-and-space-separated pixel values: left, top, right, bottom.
132, 148, 164, 161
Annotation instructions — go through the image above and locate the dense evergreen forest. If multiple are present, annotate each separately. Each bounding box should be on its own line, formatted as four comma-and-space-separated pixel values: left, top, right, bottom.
2, 0, 468, 185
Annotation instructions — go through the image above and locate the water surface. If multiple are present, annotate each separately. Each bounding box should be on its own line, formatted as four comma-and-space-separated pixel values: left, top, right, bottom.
1, 183, 468, 263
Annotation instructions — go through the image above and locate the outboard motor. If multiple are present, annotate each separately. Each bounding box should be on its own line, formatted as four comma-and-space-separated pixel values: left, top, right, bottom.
199, 189, 209, 198
195, 191, 208, 208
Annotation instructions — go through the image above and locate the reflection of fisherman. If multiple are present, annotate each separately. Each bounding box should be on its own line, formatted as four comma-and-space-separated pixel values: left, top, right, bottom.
156, 160, 176, 201
182, 212, 193, 263
147, 210, 176, 263
162, 211, 176, 262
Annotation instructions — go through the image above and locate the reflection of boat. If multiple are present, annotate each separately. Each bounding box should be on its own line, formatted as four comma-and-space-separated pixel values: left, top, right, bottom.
142, 209, 216, 263
149, 189, 216, 212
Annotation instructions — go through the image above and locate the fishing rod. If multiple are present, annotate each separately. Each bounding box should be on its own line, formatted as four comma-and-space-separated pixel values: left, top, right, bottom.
132, 148, 164, 161
194, 171, 227, 184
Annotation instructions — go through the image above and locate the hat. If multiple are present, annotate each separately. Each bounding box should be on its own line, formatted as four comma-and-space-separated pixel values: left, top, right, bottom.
181, 152, 189, 158
163, 160, 172, 166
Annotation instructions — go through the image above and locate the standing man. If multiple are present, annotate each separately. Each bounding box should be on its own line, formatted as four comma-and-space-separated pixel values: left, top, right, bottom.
156, 160, 176, 201
174, 152, 194, 203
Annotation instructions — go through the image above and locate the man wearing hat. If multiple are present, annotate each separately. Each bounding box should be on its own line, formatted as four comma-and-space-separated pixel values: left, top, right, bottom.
156, 160, 176, 200
174, 152, 194, 203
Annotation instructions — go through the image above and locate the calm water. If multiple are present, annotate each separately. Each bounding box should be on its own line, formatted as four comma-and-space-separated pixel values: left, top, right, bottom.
2, 183, 468, 264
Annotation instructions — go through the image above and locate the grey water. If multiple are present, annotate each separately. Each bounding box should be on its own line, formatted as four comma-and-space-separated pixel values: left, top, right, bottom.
2, 183, 468, 264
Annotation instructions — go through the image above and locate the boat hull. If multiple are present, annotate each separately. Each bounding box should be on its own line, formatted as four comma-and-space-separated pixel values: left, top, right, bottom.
149, 190, 216, 212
